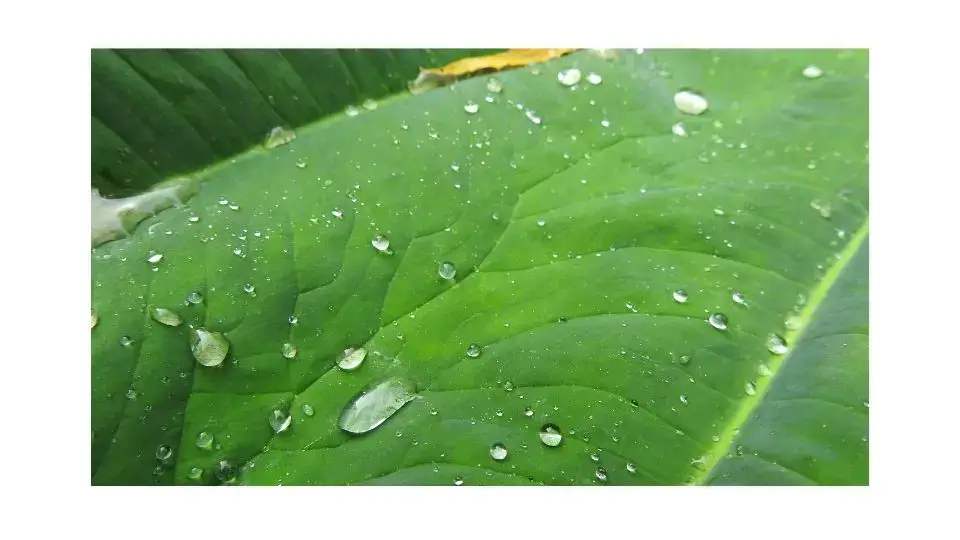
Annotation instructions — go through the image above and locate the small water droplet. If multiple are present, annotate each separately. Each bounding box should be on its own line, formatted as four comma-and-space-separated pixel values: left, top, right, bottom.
345, 105, 360, 117
539, 423, 563, 447
744, 381, 757, 396
463, 101, 479, 114
372, 234, 391, 253
503, 381, 514, 392
672, 122, 687, 137
677, 354, 692, 366
810, 199, 832, 219
590, 452, 600, 462
188, 215, 200, 223
626, 462, 637, 473
674, 90, 709, 116
438, 261, 456, 280
586, 72, 602, 85
302, 403, 315, 417
486, 77, 503, 93
679, 394, 688, 404
190, 328, 230, 367
331, 208, 344, 219
147, 253, 163, 264
269, 409, 292, 434
218, 197, 229, 206
558, 67, 582, 86
288, 315, 299, 326
757, 363, 773, 377
186, 291, 203, 305
337, 347, 367, 371
196, 431, 214, 450
120, 335, 134, 347
466, 343, 481, 358
735, 445, 745, 456
339, 376, 418, 435
281, 342, 298, 359
151, 307, 182, 327
429, 408, 438, 416
490, 443, 508, 461
243, 283, 256, 296
454, 477, 464, 486
537, 218, 546, 227
215, 460, 238, 485
187, 466, 203, 481
732, 292, 748, 306
228, 204, 240, 211
784, 314, 802, 330
525, 109, 542, 125
91, 310, 98, 329
595, 468, 608, 482
673, 289, 689, 304
524, 406, 534, 417
264, 126, 296, 149
766, 333, 789, 355
362, 99, 378, 111
802, 65, 824, 79
708, 313, 729, 331
126, 388, 138, 400
600, 119, 611, 128
713, 208, 725, 216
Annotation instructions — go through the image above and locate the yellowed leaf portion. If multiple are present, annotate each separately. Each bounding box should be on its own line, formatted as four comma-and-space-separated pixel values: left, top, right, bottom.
409, 48, 578, 94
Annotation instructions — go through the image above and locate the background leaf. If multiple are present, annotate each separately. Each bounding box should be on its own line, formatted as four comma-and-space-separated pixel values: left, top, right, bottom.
91, 48, 868, 486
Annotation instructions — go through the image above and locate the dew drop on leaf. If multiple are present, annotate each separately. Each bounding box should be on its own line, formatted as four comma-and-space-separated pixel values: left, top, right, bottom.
466, 343, 481, 358
757, 363, 773, 377
672, 122, 687, 137
503, 381, 514, 392
372, 234, 391, 253
288, 315, 299, 326
539, 423, 563, 447
155, 444, 173, 461
243, 283, 256, 296
802, 65, 824, 79
190, 328, 230, 367
120, 335, 134, 347
525, 109, 542, 125
338, 376, 418, 435
708, 313, 728, 331
810, 199, 832, 219
464, 101, 479, 114
362, 99, 378, 111
524, 406, 534, 417
302, 403, 315, 417
215, 460, 238, 485
186, 291, 203, 305
188, 215, 200, 223
766, 333, 789, 355
454, 477, 464, 486
537, 218, 546, 227
147, 252, 163, 264
673, 289, 689, 304
732, 292, 748, 307
263, 126, 296, 149
595, 468, 608, 482
626, 462, 637, 474
438, 261, 456, 280
91, 310, 98, 330
558, 68, 582, 86
281, 342, 298, 359
490, 443, 509, 461
196, 431, 214, 450
269, 409, 292, 434
345, 105, 360, 117
151, 307, 182, 327
586, 72, 602, 85
785, 314, 802, 330
744, 381, 757, 396
337, 347, 367, 371
674, 90, 709, 116
678, 354, 692, 366
486, 77, 503, 93
187, 467, 203, 481
125, 388, 138, 400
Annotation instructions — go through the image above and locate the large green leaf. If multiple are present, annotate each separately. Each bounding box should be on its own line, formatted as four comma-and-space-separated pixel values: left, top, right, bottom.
91, 49, 868, 486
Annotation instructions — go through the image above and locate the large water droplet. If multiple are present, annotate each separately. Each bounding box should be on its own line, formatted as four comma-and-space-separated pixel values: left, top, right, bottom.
595, 468, 608, 482
215, 460, 238, 485
466, 343, 481, 358
339, 376, 418, 435
626, 462, 637, 473
302, 403, 315, 417
337, 347, 367, 371
732, 292, 748, 307
362, 99, 378, 111
281, 342, 298, 359
802, 65, 824, 79
524, 406, 534, 417
264, 126, 296, 149
486, 77, 503, 93
345, 105, 360, 117
269, 409, 292, 434
708, 313, 728, 331
757, 363, 773, 377
155, 444, 173, 461
186, 291, 203, 305
454, 476, 464, 486
539, 423, 563, 447
586, 72, 602, 85
438, 261, 456, 280
678, 354, 692, 366
785, 314, 802, 330
91, 310, 98, 329
120, 336, 134, 347
558, 68, 582, 86
766, 333, 789, 355
490, 443, 508, 461
187, 466, 203, 481
464, 101, 479, 114
673, 289, 689, 303
372, 234, 391, 253
744, 381, 757, 396
190, 328, 230, 367
151, 307, 182, 327
147, 253, 163, 264
674, 90, 709, 116
196, 431, 214, 450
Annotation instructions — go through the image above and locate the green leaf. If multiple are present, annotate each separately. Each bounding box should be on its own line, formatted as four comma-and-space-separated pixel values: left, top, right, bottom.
91, 49, 868, 486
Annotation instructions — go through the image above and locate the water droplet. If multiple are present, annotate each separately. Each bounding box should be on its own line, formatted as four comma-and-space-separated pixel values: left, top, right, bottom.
281, 342, 298, 359
372, 234, 391, 253
626, 462, 637, 473
674, 90, 709, 116
362, 99, 378, 111
490, 443, 508, 461
215, 460, 238, 485
302, 403, 315, 417
558, 68, 582, 86
784, 314, 802, 330
331, 209, 344, 219
338, 376, 418, 435
294, 159, 307, 169
757, 363, 773, 377
708, 313, 728, 331
537, 218, 546, 227
269, 409, 292, 434
337, 347, 367, 371
196, 431, 214, 450
190, 328, 230, 367
600, 119, 611, 128
243, 283, 256, 296
672, 122, 687, 137
429, 408, 438, 416
595, 468, 608, 482
486, 77, 503, 93
126, 388, 138, 400
680, 394, 688, 404
673, 289, 689, 304
503, 381, 514, 392
735, 445, 745, 456
228, 204, 240, 211
744, 381, 757, 396
188, 215, 200, 223
454, 477, 464, 486
539, 423, 563, 447
590, 452, 600, 462
732, 292, 747, 306
186, 291, 203, 305
524, 406, 534, 417
218, 197, 229, 206
810, 199, 832, 219
525, 109, 542, 125
438, 261, 456, 280
345, 105, 360, 117
91, 310, 98, 329
154, 444, 172, 461
264, 126, 296, 149
147, 253, 163, 264
466, 343, 481, 358
586, 72, 602, 85
766, 333, 789, 355
120, 335, 134, 347
151, 307, 182, 327
288, 315, 299, 325
802, 65, 823, 79
187, 466, 203, 481
464, 101, 479, 114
